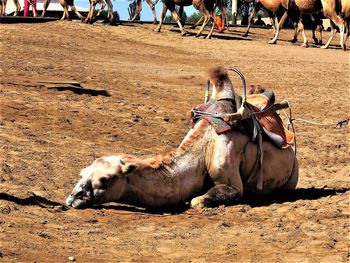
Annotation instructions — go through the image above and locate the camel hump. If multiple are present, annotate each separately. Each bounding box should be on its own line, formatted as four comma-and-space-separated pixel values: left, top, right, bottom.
208, 66, 229, 87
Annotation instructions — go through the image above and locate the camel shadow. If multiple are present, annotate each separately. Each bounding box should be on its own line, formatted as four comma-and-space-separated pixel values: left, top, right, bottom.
0, 193, 63, 209
242, 187, 349, 208
169, 28, 252, 41
97, 187, 349, 214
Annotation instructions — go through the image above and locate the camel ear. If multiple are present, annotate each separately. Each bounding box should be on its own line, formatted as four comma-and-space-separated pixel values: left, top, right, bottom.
121, 162, 138, 175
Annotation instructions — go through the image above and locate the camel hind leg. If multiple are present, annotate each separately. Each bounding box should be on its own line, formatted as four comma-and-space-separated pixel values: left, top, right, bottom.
154, 2, 167, 32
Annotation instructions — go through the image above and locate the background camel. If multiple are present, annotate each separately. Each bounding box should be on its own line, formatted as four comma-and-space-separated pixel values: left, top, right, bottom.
321, 0, 349, 49
41, 0, 114, 24
269, 0, 346, 49
154, 0, 227, 38
66, 66, 298, 210
242, 0, 322, 45
129, 0, 158, 24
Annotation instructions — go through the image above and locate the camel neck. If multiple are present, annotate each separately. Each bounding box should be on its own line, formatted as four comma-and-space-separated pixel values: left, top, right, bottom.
120, 121, 211, 207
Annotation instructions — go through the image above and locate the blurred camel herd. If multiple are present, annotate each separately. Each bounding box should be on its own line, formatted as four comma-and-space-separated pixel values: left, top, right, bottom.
0, 0, 349, 49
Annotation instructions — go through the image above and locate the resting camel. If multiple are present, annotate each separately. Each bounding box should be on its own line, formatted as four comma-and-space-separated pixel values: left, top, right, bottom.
66, 66, 299, 209
242, 0, 322, 45
321, 0, 350, 49
41, 0, 114, 24
129, 0, 158, 24
154, 0, 227, 38
0, 0, 20, 16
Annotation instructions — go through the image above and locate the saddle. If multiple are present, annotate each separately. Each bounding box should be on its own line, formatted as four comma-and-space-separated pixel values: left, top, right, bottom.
192, 91, 295, 149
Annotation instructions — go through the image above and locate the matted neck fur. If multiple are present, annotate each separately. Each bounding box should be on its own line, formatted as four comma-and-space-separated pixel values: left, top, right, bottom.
66, 66, 298, 209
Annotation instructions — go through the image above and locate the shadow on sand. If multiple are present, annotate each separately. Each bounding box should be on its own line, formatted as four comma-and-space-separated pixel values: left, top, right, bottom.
0, 187, 348, 214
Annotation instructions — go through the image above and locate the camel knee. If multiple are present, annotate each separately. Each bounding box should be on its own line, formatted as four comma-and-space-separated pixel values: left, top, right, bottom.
190, 184, 242, 209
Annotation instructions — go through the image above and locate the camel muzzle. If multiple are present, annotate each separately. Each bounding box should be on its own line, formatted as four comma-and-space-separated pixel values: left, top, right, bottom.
66, 179, 94, 209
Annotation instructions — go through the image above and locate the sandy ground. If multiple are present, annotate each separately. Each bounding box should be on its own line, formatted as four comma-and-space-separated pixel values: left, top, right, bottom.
0, 21, 349, 262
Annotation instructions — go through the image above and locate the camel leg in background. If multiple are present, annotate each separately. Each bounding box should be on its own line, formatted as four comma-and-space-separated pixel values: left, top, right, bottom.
13, 0, 21, 15
243, 2, 264, 37
59, 0, 71, 19
84, 0, 98, 23
0, 0, 7, 16
154, 2, 167, 32
70, 4, 85, 20
321, 20, 337, 48
41, 0, 50, 16
297, 20, 309, 47
105, 0, 114, 23
130, 0, 142, 22
95, 0, 105, 18
145, 0, 157, 24
268, 10, 288, 44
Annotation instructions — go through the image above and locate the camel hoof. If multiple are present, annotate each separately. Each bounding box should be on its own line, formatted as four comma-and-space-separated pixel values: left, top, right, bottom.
301, 43, 309, 48
320, 45, 328, 49
153, 20, 158, 25
153, 28, 161, 33
205, 35, 212, 39
341, 44, 346, 51
243, 33, 248, 37
268, 40, 277, 45
190, 196, 207, 209
291, 38, 297, 43
181, 31, 188, 37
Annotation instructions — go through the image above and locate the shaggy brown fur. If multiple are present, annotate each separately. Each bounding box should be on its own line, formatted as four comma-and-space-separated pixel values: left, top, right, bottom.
208, 66, 229, 88
248, 84, 266, 94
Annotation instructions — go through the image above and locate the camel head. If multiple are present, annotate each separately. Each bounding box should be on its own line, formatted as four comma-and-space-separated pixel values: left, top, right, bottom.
66, 156, 138, 208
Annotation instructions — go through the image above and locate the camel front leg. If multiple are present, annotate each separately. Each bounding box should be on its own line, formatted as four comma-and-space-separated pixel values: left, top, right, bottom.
154, 2, 167, 32
41, 0, 50, 17
191, 184, 242, 209
268, 10, 289, 44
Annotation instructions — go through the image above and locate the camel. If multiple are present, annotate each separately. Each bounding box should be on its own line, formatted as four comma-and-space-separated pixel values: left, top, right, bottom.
154, 0, 227, 38
66, 66, 299, 210
269, 0, 346, 49
242, 0, 322, 45
129, 0, 158, 24
321, 0, 350, 49
41, 0, 114, 24
0, 0, 20, 16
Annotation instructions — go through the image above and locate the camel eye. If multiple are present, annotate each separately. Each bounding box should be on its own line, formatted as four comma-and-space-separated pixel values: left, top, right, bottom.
100, 177, 111, 189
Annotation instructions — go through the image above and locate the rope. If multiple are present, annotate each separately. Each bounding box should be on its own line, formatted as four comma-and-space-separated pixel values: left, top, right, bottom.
292, 117, 349, 128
